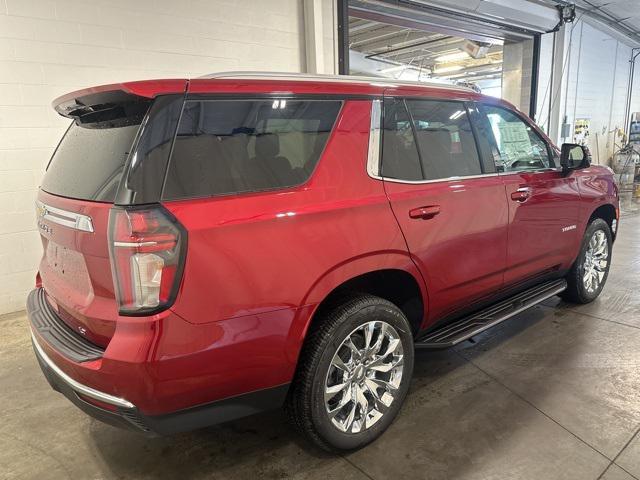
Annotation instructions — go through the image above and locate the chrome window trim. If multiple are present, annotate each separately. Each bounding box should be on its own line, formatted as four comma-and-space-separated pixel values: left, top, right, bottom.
367, 99, 382, 178
379, 172, 500, 184
378, 169, 563, 185
365, 98, 563, 185
501, 167, 562, 175
36, 200, 94, 233
31, 331, 135, 409
369, 168, 563, 186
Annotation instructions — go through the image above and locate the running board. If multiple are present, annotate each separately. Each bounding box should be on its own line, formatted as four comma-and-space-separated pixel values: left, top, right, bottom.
414, 279, 567, 349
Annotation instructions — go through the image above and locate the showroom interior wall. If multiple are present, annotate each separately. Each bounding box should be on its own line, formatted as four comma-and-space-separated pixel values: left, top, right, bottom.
538, 18, 638, 165
0, 0, 336, 315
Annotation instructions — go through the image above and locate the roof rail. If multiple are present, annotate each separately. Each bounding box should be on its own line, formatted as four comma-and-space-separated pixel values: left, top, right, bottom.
196, 71, 472, 92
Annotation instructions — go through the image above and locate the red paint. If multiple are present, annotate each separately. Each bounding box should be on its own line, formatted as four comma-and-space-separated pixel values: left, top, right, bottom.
37, 190, 116, 347
501, 170, 582, 285
384, 175, 509, 322
51, 79, 188, 109
32, 77, 619, 420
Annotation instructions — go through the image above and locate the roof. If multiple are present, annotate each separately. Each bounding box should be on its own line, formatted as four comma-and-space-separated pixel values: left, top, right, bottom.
197, 71, 474, 93
52, 71, 484, 114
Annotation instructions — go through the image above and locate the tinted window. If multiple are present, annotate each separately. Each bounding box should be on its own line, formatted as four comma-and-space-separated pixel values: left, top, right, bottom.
381, 99, 422, 181
120, 95, 184, 205
465, 103, 497, 174
41, 122, 140, 202
481, 105, 552, 172
163, 99, 342, 200
406, 100, 482, 180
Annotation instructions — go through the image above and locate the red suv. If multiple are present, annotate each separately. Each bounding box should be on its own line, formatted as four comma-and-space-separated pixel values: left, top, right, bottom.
29, 72, 618, 451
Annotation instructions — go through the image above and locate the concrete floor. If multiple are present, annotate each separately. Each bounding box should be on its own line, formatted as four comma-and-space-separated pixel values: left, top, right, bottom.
1, 212, 639, 480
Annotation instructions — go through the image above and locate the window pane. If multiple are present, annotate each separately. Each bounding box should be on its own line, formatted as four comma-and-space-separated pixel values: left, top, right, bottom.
164, 99, 341, 200
482, 105, 552, 172
381, 99, 423, 181
406, 100, 482, 180
42, 122, 140, 202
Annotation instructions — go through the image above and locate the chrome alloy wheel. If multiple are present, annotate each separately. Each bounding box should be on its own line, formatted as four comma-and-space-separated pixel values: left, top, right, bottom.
583, 229, 609, 294
324, 320, 404, 434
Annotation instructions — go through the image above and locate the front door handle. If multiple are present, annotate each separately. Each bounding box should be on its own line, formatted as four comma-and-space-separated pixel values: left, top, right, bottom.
510, 187, 532, 202
409, 205, 440, 220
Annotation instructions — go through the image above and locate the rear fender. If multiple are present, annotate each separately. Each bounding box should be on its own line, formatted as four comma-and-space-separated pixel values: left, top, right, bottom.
285, 251, 428, 364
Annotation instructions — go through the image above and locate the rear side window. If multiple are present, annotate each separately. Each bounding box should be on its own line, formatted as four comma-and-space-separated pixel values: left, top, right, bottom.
163, 99, 342, 200
406, 100, 482, 180
381, 99, 423, 181
41, 122, 140, 202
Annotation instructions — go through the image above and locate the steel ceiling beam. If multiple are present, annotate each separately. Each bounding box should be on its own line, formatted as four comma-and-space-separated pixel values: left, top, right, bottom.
382, 36, 462, 55
348, 20, 379, 34
383, 38, 471, 62
364, 34, 449, 57
351, 29, 426, 49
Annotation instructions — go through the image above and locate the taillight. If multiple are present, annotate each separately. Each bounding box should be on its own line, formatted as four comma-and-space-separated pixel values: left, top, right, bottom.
108, 206, 186, 315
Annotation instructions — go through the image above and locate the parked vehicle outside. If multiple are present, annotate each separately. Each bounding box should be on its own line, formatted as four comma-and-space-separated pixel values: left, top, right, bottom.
28, 73, 619, 451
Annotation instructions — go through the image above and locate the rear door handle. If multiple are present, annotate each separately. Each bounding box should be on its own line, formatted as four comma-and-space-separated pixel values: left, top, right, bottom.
510, 187, 532, 202
409, 205, 440, 220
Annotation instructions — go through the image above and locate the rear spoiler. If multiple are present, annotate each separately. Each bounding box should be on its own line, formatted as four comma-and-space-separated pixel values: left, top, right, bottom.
52, 79, 188, 124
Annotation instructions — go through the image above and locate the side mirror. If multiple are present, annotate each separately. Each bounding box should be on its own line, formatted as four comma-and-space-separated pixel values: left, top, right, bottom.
560, 143, 591, 173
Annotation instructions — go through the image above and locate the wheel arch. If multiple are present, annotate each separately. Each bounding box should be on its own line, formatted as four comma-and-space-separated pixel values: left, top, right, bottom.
286, 253, 428, 366
588, 203, 617, 240
309, 268, 425, 337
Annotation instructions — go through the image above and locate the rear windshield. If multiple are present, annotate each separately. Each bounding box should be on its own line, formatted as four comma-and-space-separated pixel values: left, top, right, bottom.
163, 99, 342, 200
41, 122, 140, 202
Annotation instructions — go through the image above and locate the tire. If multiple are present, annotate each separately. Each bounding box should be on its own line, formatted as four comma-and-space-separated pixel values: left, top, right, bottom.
561, 218, 613, 304
286, 294, 414, 452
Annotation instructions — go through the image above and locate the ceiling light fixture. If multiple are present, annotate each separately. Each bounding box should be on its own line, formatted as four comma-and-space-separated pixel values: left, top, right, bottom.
433, 65, 464, 74
435, 51, 470, 63
378, 64, 407, 73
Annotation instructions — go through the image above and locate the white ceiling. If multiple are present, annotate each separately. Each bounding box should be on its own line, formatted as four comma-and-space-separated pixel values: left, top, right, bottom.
550, 0, 640, 45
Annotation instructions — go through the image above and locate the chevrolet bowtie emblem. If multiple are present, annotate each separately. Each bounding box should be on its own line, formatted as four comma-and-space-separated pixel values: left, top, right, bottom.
36, 202, 47, 219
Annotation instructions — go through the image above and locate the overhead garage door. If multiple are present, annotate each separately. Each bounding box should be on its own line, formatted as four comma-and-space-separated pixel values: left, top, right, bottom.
341, 0, 561, 117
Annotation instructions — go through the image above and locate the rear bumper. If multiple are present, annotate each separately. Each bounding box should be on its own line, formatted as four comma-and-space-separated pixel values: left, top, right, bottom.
32, 333, 289, 434
31, 332, 149, 432
28, 288, 104, 362
27, 287, 294, 434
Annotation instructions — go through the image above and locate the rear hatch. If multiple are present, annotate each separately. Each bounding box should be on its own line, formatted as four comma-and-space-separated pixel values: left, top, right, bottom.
37, 81, 186, 347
